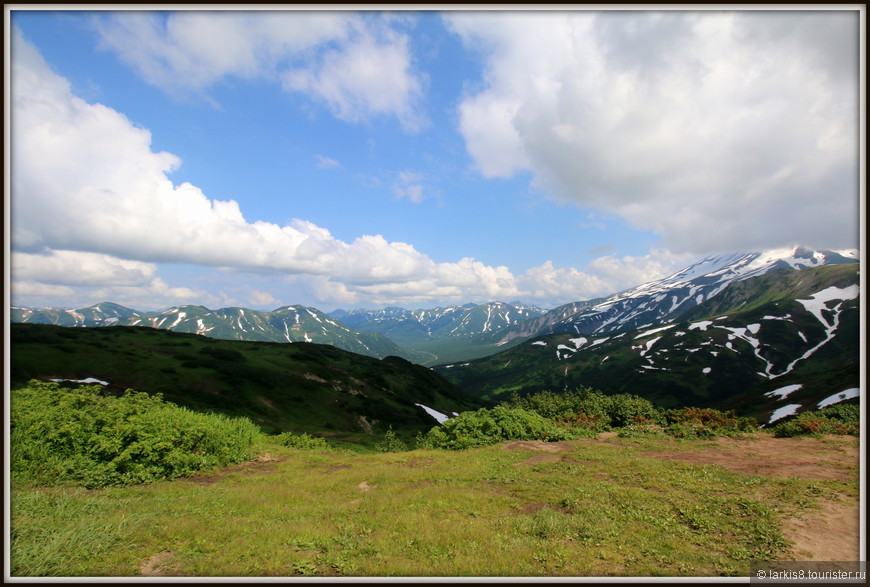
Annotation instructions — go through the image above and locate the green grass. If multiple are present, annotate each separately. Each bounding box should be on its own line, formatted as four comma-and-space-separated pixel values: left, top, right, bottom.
10, 433, 854, 578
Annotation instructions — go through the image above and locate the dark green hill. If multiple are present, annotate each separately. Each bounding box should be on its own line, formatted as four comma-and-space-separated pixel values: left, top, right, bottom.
435, 264, 860, 424
10, 323, 483, 440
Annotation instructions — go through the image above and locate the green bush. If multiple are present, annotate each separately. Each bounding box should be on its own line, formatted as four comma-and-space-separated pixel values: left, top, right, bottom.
663, 407, 758, 438
374, 427, 408, 453
273, 431, 331, 450
416, 406, 575, 450
606, 394, 663, 427
503, 388, 601, 419
11, 381, 263, 488
508, 388, 663, 431
771, 403, 860, 438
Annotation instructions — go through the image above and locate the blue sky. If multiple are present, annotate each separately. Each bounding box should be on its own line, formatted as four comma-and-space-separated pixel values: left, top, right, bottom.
7, 8, 862, 311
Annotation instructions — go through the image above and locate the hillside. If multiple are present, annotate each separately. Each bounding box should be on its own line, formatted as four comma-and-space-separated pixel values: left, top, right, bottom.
11, 303, 409, 361
436, 264, 860, 424
9, 323, 483, 438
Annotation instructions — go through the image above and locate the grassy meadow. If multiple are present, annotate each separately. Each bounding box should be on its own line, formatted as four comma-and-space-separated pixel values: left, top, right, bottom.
10, 431, 858, 578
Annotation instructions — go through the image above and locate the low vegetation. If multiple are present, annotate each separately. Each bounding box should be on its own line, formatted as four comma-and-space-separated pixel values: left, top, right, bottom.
770, 403, 860, 438
415, 406, 576, 450
11, 381, 263, 489
9, 378, 859, 577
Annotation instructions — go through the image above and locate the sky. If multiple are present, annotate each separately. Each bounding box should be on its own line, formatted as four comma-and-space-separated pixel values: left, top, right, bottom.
6, 7, 863, 312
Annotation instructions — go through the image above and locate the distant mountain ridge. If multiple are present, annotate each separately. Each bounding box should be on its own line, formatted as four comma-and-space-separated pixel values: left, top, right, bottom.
330, 301, 548, 343
11, 303, 409, 360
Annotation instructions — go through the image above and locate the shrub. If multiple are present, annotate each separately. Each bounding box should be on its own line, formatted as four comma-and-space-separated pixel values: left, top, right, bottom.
510, 389, 663, 431
416, 406, 575, 450
374, 427, 408, 453
11, 380, 263, 488
771, 403, 860, 438
663, 407, 758, 438
503, 388, 601, 419
606, 394, 663, 428
273, 431, 331, 450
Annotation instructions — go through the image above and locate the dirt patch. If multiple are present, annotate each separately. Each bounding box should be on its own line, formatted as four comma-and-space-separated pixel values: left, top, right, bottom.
324, 464, 351, 472
515, 501, 550, 515
140, 551, 176, 576
782, 497, 860, 561
404, 457, 435, 467
518, 452, 564, 466
183, 456, 284, 486
643, 434, 860, 562
357, 480, 375, 492
643, 434, 858, 482
502, 440, 575, 452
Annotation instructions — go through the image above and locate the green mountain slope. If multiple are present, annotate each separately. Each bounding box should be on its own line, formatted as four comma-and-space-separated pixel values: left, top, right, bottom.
10, 323, 483, 438
435, 264, 860, 424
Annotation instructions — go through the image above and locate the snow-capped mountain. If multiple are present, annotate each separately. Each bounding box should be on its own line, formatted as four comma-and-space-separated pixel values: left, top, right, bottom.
437, 261, 860, 423
11, 303, 409, 360
497, 246, 859, 342
330, 301, 548, 344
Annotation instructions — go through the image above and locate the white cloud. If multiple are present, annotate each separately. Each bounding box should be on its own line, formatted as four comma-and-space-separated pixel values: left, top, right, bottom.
446, 11, 859, 254
8, 26, 745, 312
315, 154, 342, 169
392, 170, 427, 203
11, 282, 76, 299
13, 30, 607, 310
11, 251, 157, 286
283, 23, 427, 132
94, 11, 426, 130
84, 278, 215, 311
248, 289, 279, 308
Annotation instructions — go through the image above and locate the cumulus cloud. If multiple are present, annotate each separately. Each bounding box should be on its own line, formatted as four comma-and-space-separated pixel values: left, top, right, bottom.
94, 11, 426, 130
11, 32, 425, 280
9, 25, 735, 312
14, 29, 646, 310
446, 10, 859, 254
11, 251, 157, 286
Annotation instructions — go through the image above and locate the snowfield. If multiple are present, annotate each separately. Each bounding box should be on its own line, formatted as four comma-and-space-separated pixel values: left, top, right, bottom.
415, 403, 450, 424
765, 384, 802, 400
817, 388, 860, 409
50, 377, 109, 386
768, 404, 802, 424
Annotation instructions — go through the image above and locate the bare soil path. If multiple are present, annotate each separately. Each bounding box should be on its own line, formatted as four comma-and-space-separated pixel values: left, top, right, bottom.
505, 433, 861, 562
643, 433, 860, 561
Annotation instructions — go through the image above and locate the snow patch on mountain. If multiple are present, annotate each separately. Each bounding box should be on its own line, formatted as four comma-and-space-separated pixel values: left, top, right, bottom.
769, 404, 802, 424
772, 285, 858, 379
817, 388, 860, 409
51, 377, 109, 386
415, 403, 451, 424
765, 384, 802, 400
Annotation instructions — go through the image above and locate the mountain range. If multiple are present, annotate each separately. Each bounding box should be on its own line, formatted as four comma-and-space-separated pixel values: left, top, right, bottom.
435, 262, 860, 425
11, 303, 410, 360
333, 246, 860, 364
11, 246, 859, 367
8, 245, 861, 425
